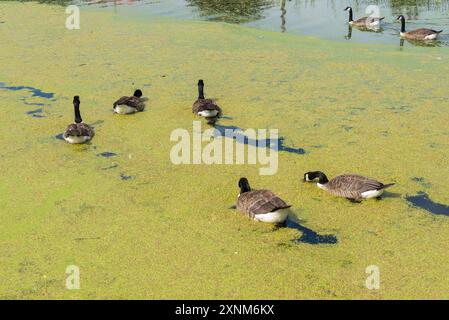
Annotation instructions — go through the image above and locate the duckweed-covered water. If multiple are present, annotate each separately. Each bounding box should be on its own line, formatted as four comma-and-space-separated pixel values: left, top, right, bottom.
0, 2, 448, 299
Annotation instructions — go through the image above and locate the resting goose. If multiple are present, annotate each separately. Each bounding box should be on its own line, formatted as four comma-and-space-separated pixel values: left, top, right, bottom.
304, 171, 394, 202
344, 6, 384, 28
397, 15, 442, 40
192, 80, 222, 119
113, 89, 145, 114
236, 178, 291, 223
63, 96, 94, 144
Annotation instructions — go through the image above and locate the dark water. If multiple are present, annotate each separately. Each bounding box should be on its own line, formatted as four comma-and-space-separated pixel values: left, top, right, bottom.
214, 124, 305, 155
26, 108, 46, 118
406, 191, 449, 216
80, 0, 449, 47
97, 152, 117, 158
120, 173, 133, 180
0, 83, 54, 99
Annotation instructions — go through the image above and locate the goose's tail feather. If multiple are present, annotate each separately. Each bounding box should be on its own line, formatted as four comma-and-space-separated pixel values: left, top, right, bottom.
379, 183, 395, 190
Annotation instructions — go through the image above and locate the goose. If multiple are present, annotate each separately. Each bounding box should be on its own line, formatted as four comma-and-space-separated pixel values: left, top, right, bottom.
236, 177, 291, 223
397, 15, 442, 40
192, 80, 222, 119
113, 89, 145, 114
63, 96, 94, 144
304, 171, 394, 202
344, 6, 384, 28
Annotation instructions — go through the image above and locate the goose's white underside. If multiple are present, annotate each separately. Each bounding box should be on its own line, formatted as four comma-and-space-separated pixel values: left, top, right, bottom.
198, 110, 218, 117
114, 105, 137, 114
254, 208, 290, 223
350, 20, 381, 27
64, 135, 91, 144
360, 189, 384, 199
424, 33, 438, 40
317, 183, 384, 199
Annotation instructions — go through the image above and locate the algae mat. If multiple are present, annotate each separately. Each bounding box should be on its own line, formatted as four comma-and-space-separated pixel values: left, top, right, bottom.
0, 2, 448, 299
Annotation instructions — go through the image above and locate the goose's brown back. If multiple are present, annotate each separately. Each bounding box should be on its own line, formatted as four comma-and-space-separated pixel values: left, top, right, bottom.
63, 123, 94, 138
326, 174, 385, 199
192, 98, 222, 115
114, 96, 145, 112
404, 28, 441, 40
237, 189, 291, 219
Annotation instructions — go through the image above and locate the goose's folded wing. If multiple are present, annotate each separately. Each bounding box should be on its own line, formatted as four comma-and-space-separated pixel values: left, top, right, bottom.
78, 123, 94, 137
239, 190, 290, 217
408, 28, 439, 36
331, 174, 383, 194
193, 99, 221, 112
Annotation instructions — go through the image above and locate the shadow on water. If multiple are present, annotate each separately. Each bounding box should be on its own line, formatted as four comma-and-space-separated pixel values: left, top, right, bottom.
406, 191, 449, 216
214, 124, 306, 155
0, 82, 54, 99
279, 218, 338, 245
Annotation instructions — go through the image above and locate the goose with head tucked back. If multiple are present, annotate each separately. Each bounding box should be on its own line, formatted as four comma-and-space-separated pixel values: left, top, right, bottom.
63, 96, 94, 144
304, 171, 394, 202
113, 89, 145, 114
396, 15, 442, 40
236, 178, 291, 223
192, 80, 222, 120
344, 6, 384, 29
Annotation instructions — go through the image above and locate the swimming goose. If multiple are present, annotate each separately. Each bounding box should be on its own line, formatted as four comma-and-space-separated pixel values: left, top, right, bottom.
236, 178, 291, 223
397, 15, 442, 40
192, 80, 222, 119
304, 171, 394, 202
113, 89, 145, 114
344, 6, 384, 28
63, 96, 94, 144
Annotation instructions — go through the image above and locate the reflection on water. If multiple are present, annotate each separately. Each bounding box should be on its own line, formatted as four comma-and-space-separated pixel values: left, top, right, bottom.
185, 0, 273, 23
78, 0, 449, 47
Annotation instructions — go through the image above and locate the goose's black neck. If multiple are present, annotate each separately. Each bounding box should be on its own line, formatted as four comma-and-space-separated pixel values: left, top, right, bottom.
73, 97, 82, 123
306, 171, 329, 184
198, 80, 205, 99
348, 8, 353, 22
238, 178, 251, 194
400, 18, 406, 33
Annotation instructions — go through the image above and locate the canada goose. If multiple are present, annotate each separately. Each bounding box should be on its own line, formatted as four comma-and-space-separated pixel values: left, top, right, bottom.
304, 171, 394, 202
236, 178, 291, 223
397, 15, 442, 40
113, 89, 145, 114
63, 96, 94, 144
344, 6, 384, 28
192, 80, 222, 119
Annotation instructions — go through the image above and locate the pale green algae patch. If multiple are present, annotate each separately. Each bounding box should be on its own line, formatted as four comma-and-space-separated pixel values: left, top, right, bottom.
0, 2, 449, 299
